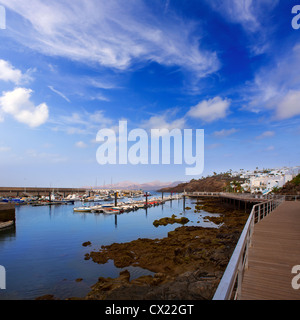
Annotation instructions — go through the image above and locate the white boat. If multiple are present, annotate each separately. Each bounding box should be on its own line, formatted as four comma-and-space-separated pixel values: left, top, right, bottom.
101, 203, 114, 208
102, 208, 121, 215
66, 194, 81, 201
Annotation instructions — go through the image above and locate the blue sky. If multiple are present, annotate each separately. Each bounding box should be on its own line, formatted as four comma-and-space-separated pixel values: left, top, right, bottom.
0, 0, 299, 188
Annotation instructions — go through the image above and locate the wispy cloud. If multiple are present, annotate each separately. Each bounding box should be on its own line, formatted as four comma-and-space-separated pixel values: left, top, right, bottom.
213, 128, 239, 137
265, 145, 275, 151
90, 94, 110, 102
0, 146, 11, 152
206, 143, 222, 150
48, 86, 70, 103
207, 0, 279, 54
26, 149, 68, 163
51, 110, 114, 135
256, 131, 275, 139
2, 0, 220, 78
88, 78, 119, 90
208, 0, 280, 32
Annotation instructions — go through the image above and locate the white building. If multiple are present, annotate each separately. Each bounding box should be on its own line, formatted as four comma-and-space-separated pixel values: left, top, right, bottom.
240, 167, 294, 194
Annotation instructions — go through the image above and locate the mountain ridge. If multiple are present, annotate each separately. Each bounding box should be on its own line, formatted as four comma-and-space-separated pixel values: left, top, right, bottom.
85, 180, 184, 191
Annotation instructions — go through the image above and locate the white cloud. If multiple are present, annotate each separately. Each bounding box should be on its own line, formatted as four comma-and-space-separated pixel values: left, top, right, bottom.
245, 44, 300, 120
276, 90, 300, 120
141, 109, 186, 132
0, 59, 34, 84
187, 97, 230, 122
213, 128, 239, 137
1, 0, 219, 78
75, 141, 88, 148
0, 88, 49, 127
0, 59, 23, 84
0, 146, 11, 152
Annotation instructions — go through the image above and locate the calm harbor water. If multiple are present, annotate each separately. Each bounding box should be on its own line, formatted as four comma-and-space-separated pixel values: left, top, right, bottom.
0, 194, 220, 300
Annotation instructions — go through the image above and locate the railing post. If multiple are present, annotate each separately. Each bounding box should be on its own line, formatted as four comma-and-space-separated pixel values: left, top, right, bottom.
237, 259, 243, 300
249, 221, 253, 248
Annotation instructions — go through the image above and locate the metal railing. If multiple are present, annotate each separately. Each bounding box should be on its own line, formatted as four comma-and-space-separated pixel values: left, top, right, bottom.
212, 195, 285, 300
284, 194, 300, 201
184, 192, 221, 197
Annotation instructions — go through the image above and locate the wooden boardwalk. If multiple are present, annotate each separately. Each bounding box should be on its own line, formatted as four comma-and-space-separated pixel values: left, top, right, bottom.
241, 201, 300, 300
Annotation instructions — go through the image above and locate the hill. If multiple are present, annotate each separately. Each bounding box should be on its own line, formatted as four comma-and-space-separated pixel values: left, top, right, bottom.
275, 174, 300, 194
157, 173, 245, 193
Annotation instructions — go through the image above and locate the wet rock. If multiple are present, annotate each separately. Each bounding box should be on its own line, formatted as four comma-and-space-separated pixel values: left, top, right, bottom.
203, 216, 224, 225
86, 270, 131, 300
80, 197, 248, 301
153, 215, 189, 227
35, 294, 56, 300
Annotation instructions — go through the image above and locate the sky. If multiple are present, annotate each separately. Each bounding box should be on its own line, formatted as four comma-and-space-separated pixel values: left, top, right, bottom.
0, 0, 299, 188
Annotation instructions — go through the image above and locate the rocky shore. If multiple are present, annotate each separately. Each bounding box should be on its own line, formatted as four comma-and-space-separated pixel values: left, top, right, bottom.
79, 198, 249, 300
35, 197, 249, 300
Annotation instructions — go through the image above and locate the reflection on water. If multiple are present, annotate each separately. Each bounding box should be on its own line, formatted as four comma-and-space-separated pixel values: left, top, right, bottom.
0, 195, 220, 300
0, 226, 16, 242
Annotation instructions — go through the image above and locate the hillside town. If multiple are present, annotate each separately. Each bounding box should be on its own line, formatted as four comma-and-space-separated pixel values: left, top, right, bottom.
229, 166, 300, 195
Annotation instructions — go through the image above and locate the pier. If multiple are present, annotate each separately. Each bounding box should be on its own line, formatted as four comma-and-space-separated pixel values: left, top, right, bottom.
184, 192, 272, 212
212, 195, 300, 300
240, 201, 300, 300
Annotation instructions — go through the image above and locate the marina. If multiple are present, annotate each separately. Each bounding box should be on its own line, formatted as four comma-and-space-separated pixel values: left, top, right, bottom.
0, 192, 218, 300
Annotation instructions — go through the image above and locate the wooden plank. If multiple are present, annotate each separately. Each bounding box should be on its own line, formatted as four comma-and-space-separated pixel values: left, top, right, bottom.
241, 202, 300, 300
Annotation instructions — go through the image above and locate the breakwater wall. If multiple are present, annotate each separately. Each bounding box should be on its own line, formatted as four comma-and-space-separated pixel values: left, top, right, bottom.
0, 202, 15, 223
0, 187, 87, 197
